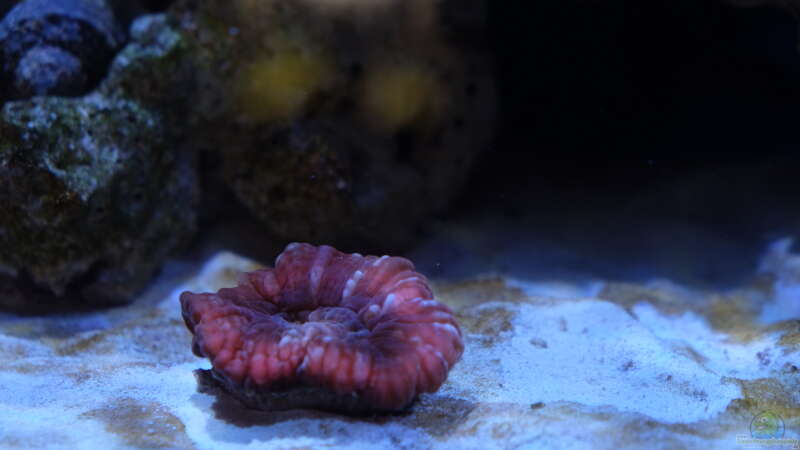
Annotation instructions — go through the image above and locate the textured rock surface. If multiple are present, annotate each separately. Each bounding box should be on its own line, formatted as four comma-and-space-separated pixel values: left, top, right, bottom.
0, 1, 494, 309
0, 13, 197, 312
170, 0, 495, 250
0, 93, 196, 312
0, 240, 797, 448
0, 1, 492, 309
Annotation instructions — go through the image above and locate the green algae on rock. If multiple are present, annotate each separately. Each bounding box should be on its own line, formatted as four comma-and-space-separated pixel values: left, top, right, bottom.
98, 14, 192, 121
0, 95, 196, 312
0, 11, 201, 312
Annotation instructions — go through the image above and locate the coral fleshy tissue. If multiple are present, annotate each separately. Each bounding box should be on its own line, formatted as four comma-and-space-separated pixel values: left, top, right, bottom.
180, 243, 464, 413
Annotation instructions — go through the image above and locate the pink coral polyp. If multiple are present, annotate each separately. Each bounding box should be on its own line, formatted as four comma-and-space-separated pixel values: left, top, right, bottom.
180, 243, 464, 412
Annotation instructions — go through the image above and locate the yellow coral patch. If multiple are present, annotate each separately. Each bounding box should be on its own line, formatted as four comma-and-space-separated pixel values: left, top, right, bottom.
235, 51, 332, 123
360, 63, 441, 132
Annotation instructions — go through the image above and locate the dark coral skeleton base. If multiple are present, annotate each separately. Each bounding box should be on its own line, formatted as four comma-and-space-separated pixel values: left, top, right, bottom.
180, 243, 464, 413
194, 369, 409, 416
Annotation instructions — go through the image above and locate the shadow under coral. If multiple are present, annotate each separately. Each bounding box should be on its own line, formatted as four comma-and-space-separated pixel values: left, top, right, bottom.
191, 369, 476, 442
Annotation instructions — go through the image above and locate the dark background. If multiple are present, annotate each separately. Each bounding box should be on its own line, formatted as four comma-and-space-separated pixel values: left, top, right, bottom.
437, 0, 800, 286
479, 0, 799, 208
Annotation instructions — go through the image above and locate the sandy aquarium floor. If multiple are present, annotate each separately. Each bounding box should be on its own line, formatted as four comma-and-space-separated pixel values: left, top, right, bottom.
0, 212, 799, 450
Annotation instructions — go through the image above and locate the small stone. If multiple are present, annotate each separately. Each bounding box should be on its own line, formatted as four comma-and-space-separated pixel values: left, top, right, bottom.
13, 46, 85, 97
0, 0, 125, 100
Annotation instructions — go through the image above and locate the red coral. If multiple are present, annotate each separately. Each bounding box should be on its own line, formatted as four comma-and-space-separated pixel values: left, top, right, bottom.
180, 243, 464, 413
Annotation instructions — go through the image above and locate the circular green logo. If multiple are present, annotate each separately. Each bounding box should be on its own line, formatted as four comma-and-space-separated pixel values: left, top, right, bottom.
750, 411, 785, 439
